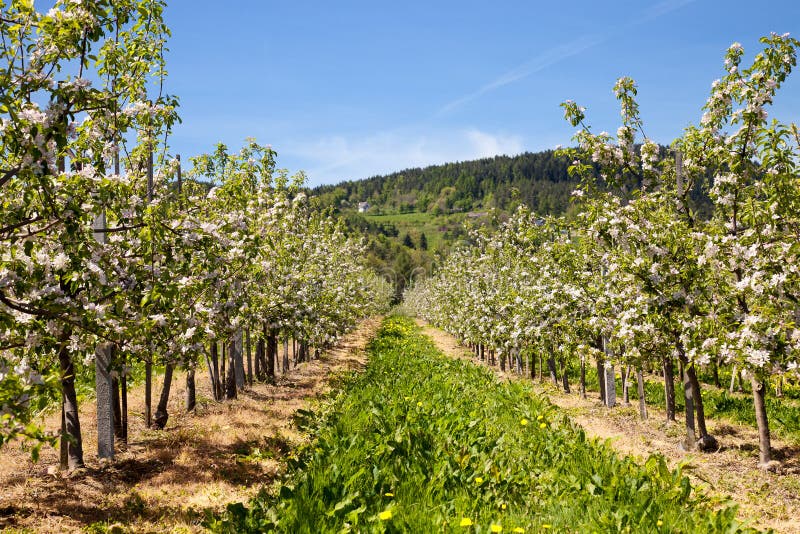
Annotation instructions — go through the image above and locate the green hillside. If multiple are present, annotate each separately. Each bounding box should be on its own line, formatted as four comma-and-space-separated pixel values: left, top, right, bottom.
313, 150, 578, 216
309, 151, 576, 301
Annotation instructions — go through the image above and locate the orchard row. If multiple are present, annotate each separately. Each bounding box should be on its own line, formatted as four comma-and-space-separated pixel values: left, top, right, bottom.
406, 34, 800, 468
0, 1, 392, 468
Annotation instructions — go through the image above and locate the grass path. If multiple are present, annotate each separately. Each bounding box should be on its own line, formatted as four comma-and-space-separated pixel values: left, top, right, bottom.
209, 316, 756, 533
417, 319, 800, 534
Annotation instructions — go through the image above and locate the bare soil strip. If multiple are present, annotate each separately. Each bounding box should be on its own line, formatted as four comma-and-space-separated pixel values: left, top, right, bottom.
0, 316, 382, 533
416, 319, 800, 534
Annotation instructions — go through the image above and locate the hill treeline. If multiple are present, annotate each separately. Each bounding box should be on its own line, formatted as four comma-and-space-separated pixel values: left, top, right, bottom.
313, 150, 579, 215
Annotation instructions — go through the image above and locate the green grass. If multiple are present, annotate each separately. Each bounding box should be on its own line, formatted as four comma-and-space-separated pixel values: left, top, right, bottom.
364, 211, 472, 250
364, 211, 436, 224
206, 317, 757, 533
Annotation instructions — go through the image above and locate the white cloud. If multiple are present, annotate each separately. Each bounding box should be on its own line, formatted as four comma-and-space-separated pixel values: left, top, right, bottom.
287, 128, 524, 185
466, 129, 524, 158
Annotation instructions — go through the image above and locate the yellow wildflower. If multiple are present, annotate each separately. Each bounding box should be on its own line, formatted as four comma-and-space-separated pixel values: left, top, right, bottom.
542, 524, 551, 529
384, 492, 394, 497
378, 510, 392, 521
539, 423, 547, 429
491, 524, 503, 532
520, 418, 528, 426
657, 520, 663, 527
417, 401, 423, 407
475, 476, 484, 484
460, 517, 473, 527
513, 529, 525, 533
501, 503, 507, 510
537, 415, 544, 421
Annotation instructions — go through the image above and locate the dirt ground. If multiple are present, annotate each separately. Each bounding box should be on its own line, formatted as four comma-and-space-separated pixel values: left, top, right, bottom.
0, 317, 382, 533
417, 319, 800, 534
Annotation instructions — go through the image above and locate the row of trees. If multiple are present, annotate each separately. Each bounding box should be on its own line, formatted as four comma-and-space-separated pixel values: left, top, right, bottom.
0, 0, 391, 469
406, 34, 800, 468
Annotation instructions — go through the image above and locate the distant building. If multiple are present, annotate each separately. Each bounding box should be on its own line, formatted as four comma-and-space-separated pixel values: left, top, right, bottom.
466, 211, 488, 218
358, 201, 370, 213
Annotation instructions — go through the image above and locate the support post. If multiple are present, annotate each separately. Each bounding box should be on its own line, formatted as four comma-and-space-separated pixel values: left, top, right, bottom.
604, 364, 616, 408
95, 342, 115, 459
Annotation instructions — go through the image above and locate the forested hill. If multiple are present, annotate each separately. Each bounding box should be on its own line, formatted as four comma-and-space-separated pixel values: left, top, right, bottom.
313, 150, 578, 215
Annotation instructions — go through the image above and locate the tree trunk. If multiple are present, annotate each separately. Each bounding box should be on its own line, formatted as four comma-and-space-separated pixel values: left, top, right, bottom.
561, 358, 570, 393
220, 343, 227, 396
282, 338, 289, 374
226, 340, 238, 400
637, 369, 648, 420
479, 343, 485, 362
267, 334, 277, 382
208, 342, 221, 401
580, 358, 587, 399
246, 329, 253, 386
60, 397, 68, 469
232, 331, 245, 390
500, 352, 506, 372
120, 358, 128, 444
679, 358, 696, 450
152, 364, 174, 429
663, 356, 676, 422
111, 344, 124, 442
547, 355, 558, 386
205, 349, 214, 401
530, 352, 536, 381
596, 354, 606, 404
539, 353, 544, 382
751, 375, 772, 465
144, 359, 152, 428
686, 360, 715, 447
58, 340, 84, 470
112, 377, 123, 439
622, 366, 631, 405
678, 349, 716, 451
186, 368, 196, 412
255, 337, 265, 381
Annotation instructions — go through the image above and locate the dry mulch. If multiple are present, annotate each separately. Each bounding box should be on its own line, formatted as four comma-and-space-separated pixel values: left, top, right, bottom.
0, 317, 382, 533
417, 319, 800, 534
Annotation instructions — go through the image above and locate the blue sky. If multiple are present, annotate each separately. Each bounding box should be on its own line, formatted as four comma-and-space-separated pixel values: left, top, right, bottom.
163, 1, 800, 187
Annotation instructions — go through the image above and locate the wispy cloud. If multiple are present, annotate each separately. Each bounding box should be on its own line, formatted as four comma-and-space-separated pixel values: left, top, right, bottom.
436, 0, 696, 117
436, 34, 603, 116
287, 128, 523, 185
637, 0, 696, 23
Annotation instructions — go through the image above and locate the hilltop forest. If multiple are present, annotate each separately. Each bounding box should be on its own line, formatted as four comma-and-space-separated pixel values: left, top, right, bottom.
313, 150, 577, 216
